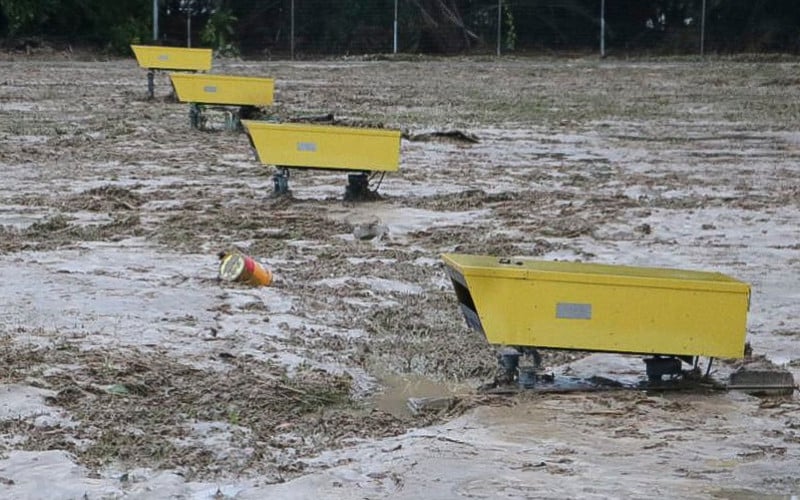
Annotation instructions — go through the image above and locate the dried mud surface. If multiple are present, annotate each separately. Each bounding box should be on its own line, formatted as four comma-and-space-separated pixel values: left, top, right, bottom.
0, 53, 799, 498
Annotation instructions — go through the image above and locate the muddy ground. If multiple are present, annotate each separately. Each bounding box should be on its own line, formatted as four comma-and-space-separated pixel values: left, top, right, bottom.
0, 51, 799, 499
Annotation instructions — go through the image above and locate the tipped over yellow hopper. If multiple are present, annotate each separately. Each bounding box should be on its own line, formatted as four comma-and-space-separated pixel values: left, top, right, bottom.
130, 45, 212, 71
442, 253, 750, 359
170, 73, 275, 107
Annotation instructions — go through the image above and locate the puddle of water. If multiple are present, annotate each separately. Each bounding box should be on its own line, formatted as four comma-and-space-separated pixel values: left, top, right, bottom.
369, 374, 465, 418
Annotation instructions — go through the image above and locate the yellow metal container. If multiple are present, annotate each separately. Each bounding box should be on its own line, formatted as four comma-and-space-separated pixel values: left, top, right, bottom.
130, 45, 212, 71
242, 121, 401, 172
170, 73, 274, 107
441, 253, 750, 359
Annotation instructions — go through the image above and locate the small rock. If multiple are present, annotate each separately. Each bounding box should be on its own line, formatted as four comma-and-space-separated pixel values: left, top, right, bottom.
353, 223, 389, 241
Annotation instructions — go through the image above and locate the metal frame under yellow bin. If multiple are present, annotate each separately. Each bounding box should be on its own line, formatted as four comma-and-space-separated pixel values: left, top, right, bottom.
130, 45, 213, 71
441, 253, 750, 359
169, 73, 275, 107
242, 121, 401, 172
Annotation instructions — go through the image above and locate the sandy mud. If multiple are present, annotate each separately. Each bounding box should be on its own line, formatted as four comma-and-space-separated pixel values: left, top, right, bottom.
0, 51, 798, 498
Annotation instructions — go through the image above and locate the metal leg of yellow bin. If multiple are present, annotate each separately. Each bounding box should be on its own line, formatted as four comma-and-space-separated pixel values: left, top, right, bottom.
496, 346, 543, 388
498, 349, 520, 384
223, 106, 257, 132
344, 171, 386, 201
345, 173, 369, 201
147, 69, 155, 100
223, 110, 238, 132
273, 168, 290, 196
189, 103, 205, 130
238, 105, 259, 121
644, 356, 683, 382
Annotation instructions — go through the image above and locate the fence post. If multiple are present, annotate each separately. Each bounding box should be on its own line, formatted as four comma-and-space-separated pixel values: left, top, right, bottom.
700, 0, 706, 56
291, 0, 295, 59
393, 0, 399, 54
600, 0, 605, 57
153, 0, 159, 41
496, 0, 502, 56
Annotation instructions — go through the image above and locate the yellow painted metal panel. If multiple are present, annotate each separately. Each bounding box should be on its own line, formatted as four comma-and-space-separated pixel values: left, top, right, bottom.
443, 254, 748, 293
242, 121, 401, 172
442, 253, 750, 358
169, 73, 274, 107
131, 45, 212, 71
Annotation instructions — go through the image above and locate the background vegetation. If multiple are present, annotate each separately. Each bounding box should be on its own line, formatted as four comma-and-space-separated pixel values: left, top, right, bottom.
1, 0, 800, 55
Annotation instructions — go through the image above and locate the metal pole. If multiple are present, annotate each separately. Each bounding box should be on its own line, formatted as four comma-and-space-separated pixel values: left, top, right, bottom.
153, 0, 159, 41
600, 0, 605, 57
700, 0, 706, 56
290, 0, 295, 60
393, 0, 398, 54
187, 13, 191, 47
496, 0, 502, 56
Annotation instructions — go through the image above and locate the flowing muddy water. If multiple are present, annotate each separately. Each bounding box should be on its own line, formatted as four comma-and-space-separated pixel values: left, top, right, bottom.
0, 51, 798, 498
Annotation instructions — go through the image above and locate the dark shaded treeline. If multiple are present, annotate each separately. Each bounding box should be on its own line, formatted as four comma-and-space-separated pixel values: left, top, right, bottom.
2, 0, 800, 55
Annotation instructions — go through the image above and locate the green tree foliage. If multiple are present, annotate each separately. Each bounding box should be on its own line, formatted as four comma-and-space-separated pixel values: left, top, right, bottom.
0, 0, 151, 51
200, 7, 238, 55
1, 0, 60, 36
506, 0, 595, 49
502, 0, 517, 50
706, 0, 800, 52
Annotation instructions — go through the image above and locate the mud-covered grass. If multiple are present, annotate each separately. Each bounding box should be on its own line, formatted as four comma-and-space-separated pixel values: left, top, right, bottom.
357, 293, 497, 380
0, 334, 412, 480
0, 213, 142, 252
1, 53, 799, 488
0, 330, 510, 480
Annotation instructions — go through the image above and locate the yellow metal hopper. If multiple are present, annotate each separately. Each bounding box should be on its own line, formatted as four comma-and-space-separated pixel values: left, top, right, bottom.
131, 45, 212, 100
130, 45, 213, 71
442, 253, 750, 360
242, 120, 402, 199
242, 121, 400, 172
169, 73, 275, 107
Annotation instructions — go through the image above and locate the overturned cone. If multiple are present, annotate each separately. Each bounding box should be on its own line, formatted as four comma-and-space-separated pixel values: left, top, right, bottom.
218, 251, 273, 286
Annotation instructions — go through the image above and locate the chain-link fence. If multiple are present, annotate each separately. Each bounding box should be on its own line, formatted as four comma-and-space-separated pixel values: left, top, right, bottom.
152, 1, 800, 58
